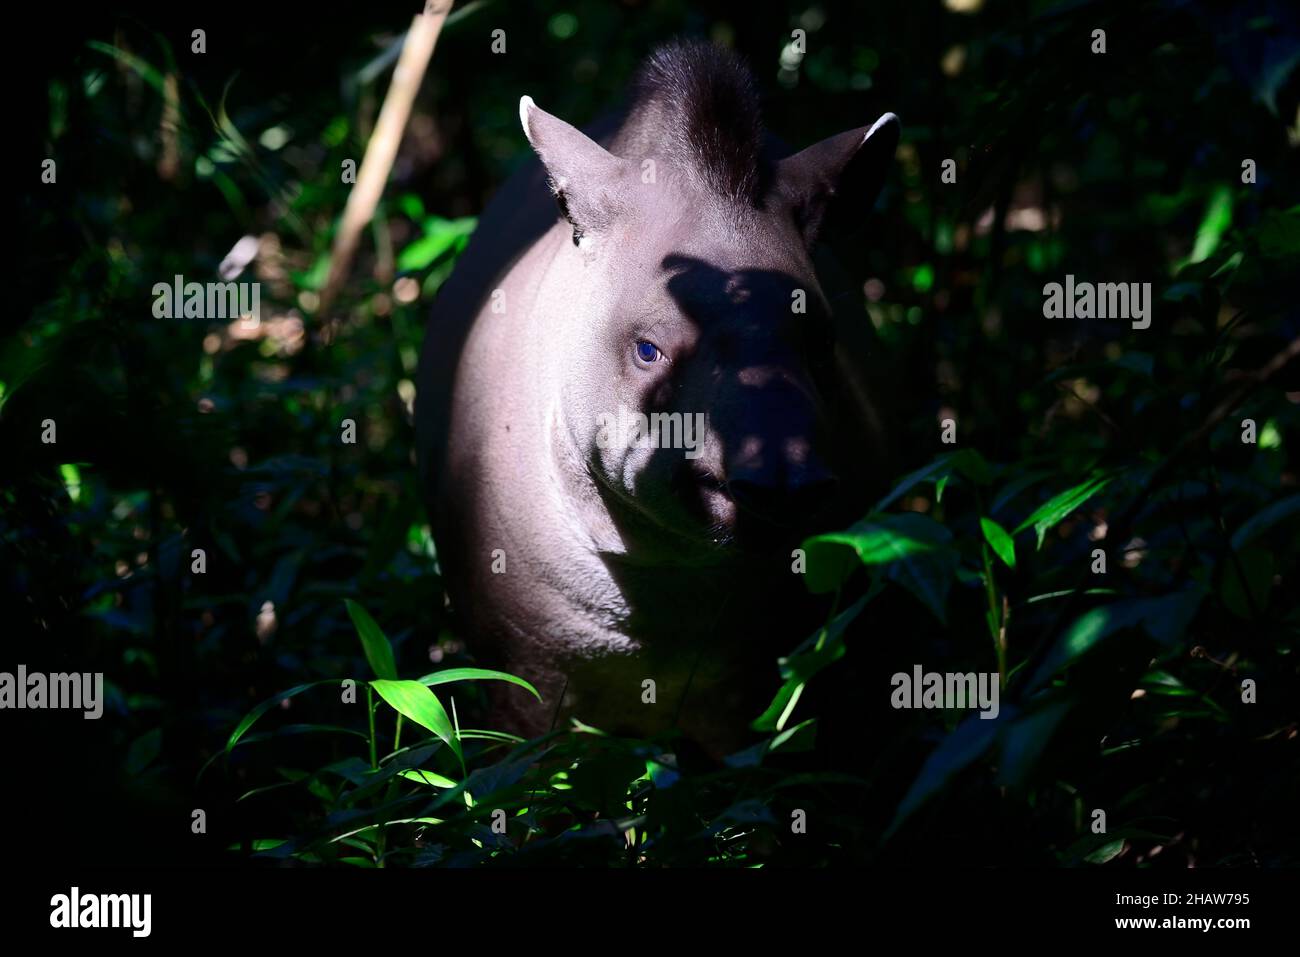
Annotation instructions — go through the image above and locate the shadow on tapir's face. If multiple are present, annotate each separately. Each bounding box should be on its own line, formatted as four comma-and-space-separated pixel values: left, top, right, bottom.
587, 248, 845, 555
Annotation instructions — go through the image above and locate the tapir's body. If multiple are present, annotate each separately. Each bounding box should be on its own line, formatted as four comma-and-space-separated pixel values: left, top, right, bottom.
416, 41, 896, 752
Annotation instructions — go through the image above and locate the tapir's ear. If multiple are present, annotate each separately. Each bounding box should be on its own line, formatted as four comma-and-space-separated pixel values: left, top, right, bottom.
520, 95, 628, 242
776, 112, 900, 245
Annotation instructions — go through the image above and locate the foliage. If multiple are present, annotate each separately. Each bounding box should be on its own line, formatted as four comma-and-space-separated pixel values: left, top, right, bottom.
4, 0, 1299, 867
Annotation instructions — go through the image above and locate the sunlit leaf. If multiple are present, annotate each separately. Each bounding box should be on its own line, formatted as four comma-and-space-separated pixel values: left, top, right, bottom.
346, 599, 398, 681
1014, 473, 1114, 549
416, 667, 542, 702
370, 679, 462, 764
980, 517, 1016, 568
398, 217, 476, 271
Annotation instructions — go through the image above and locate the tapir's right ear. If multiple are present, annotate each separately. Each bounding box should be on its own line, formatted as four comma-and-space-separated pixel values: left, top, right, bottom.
520, 95, 629, 242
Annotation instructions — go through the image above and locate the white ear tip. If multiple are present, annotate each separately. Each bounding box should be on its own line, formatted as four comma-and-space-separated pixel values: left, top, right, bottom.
519, 95, 536, 139
865, 112, 900, 140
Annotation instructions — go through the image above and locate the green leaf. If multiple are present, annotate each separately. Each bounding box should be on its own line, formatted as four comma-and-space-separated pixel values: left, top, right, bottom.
1084, 839, 1127, 865
397, 217, 476, 271
995, 696, 1073, 788
873, 455, 957, 512
1187, 185, 1233, 266
1220, 548, 1273, 619
86, 40, 167, 93
370, 679, 461, 764
803, 512, 953, 595
399, 769, 458, 788
953, 448, 993, 485
345, 600, 397, 681
125, 728, 162, 775
980, 517, 1016, 569
397, 193, 425, 221
416, 667, 542, 702
803, 513, 957, 622
225, 680, 341, 753
1257, 208, 1300, 260
751, 593, 872, 732
885, 707, 1012, 839
1230, 493, 1300, 550
1025, 588, 1206, 691
1014, 472, 1113, 549
886, 543, 957, 624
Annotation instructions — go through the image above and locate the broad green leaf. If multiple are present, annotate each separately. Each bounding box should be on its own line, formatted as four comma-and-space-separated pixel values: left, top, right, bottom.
125, 728, 161, 775
399, 769, 458, 788
1084, 839, 1127, 865
1257, 207, 1300, 260
803, 512, 957, 622
397, 216, 476, 271
953, 448, 993, 485
886, 544, 958, 624
803, 512, 953, 595
1220, 548, 1273, 619
1231, 494, 1300, 550
980, 517, 1016, 569
995, 696, 1073, 788
345, 599, 397, 680
1014, 473, 1114, 549
885, 707, 1013, 839
397, 193, 425, 220
458, 752, 538, 804
370, 679, 461, 764
1025, 588, 1206, 691
416, 667, 542, 702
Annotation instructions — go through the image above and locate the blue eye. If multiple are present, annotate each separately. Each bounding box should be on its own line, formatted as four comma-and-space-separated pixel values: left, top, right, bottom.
635, 340, 661, 363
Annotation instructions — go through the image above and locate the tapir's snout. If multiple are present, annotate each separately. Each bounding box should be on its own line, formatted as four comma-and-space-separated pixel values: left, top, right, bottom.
720, 375, 839, 529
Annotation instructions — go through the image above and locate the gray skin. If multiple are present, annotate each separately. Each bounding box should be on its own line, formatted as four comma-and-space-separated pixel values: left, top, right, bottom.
416, 49, 897, 754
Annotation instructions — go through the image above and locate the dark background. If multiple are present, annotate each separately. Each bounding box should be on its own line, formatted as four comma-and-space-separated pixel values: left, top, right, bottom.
3, 0, 1298, 869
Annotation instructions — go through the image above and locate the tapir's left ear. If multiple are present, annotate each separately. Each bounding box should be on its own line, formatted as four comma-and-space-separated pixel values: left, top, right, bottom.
776, 112, 899, 245
520, 95, 630, 242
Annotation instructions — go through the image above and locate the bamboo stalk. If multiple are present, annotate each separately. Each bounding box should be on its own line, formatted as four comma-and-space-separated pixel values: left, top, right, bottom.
319, 1, 454, 318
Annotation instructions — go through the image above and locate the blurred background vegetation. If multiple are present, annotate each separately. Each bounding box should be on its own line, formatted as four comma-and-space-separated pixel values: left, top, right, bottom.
3, 0, 1298, 867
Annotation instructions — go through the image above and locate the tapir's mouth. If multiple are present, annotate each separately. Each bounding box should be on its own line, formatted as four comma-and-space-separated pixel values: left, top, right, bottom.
587, 455, 832, 560
586, 457, 741, 560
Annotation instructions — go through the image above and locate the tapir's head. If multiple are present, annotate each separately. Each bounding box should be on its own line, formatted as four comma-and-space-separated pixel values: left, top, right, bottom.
521, 42, 897, 556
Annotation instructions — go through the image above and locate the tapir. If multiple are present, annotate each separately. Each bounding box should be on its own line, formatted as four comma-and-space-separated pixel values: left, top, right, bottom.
415, 40, 897, 753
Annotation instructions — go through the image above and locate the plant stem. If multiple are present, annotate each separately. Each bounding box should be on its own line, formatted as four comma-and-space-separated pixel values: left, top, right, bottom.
367, 685, 378, 771
981, 542, 1006, 689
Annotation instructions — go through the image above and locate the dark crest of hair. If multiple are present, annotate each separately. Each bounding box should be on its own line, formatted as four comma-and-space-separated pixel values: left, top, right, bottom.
629, 40, 765, 204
